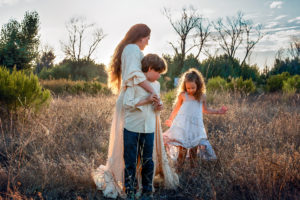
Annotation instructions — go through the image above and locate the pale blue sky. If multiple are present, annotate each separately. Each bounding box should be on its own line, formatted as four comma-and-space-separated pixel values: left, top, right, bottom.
0, 0, 300, 70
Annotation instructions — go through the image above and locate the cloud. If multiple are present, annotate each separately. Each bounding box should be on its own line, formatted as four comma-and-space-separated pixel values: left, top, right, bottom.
263, 25, 300, 34
0, 0, 35, 7
270, 1, 283, 9
274, 15, 287, 20
0, 0, 18, 6
265, 22, 279, 28
201, 8, 215, 17
288, 17, 300, 24
257, 26, 300, 53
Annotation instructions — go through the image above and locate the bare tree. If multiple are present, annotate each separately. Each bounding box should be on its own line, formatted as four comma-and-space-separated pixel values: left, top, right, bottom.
213, 12, 245, 60
241, 21, 264, 66
288, 36, 300, 59
194, 17, 211, 59
275, 47, 286, 61
163, 7, 200, 69
61, 16, 106, 62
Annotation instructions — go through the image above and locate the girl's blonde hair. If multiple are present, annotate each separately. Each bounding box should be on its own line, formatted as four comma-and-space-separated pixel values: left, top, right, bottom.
174, 68, 206, 106
107, 24, 151, 94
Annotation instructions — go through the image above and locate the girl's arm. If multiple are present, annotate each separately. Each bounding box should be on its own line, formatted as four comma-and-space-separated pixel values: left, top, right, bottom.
165, 93, 184, 127
202, 95, 227, 114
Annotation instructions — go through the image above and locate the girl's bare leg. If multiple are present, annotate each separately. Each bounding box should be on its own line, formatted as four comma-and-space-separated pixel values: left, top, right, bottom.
189, 146, 198, 168
176, 146, 187, 172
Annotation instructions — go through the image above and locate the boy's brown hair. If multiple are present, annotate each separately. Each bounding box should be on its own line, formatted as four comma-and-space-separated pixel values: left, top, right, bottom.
141, 54, 167, 74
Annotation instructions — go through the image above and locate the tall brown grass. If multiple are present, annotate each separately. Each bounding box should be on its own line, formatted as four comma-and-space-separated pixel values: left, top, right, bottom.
0, 92, 299, 199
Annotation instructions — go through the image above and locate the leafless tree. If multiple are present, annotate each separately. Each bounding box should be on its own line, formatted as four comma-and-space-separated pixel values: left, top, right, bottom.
163, 7, 200, 69
213, 12, 245, 60
288, 36, 300, 59
275, 47, 286, 61
241, 21, 264, 66
193, 17, 211, 59
61, 16, 106, 62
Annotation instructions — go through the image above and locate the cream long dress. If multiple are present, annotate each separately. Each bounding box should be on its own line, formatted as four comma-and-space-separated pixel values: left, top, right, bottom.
92, 44, 179, 199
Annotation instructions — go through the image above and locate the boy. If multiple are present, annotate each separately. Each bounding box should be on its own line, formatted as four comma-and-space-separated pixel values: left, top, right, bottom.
123, 54, 167, 200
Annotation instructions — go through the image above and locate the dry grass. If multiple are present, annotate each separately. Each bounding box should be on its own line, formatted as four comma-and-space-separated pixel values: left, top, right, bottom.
0, 93, 299, 199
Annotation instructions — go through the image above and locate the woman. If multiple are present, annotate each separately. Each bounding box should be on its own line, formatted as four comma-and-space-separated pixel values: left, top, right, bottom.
92, 24, 178, 199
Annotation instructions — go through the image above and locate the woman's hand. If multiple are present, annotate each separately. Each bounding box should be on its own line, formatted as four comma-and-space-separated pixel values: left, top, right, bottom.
165, 119, 173, 127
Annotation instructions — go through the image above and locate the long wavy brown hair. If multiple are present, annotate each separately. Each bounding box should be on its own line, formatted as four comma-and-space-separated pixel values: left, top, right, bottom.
107, 24, 151, 93
174, 68, 206, 106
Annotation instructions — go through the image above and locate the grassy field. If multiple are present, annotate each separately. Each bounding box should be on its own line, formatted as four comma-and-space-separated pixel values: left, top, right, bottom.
0, 92, 299, 199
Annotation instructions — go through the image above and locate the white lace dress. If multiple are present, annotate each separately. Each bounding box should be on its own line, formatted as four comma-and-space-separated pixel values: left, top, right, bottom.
164, 93, 207, 148
163, 93, 217, 160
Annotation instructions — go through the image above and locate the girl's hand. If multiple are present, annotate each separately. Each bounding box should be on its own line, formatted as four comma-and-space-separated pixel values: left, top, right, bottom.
165, 119, 172, 127
219, 106, 228, 114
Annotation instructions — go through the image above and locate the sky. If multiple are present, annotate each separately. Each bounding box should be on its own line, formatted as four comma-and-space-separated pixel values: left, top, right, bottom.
0, 0, 300, 70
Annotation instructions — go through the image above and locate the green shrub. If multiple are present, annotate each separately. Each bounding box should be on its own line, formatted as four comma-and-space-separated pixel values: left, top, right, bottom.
282, 75, 300, 95
40, 79, 111, 96
0, 66, 51, 112
38, 59, 107, 83
266, 72, 290, 92
162, 89, 176, 105
227, 77, 256, 94
206, 76, 227, 92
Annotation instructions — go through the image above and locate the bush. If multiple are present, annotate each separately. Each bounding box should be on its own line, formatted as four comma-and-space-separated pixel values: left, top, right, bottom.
266, 72, 290, 92
162, 89, 176, 105
282, 75, 300, 95
38, 59, 107, 83
0, 66, 51, 112
227, 77, 256, 94
206, 76, 227, 92
40, 79, 111, 96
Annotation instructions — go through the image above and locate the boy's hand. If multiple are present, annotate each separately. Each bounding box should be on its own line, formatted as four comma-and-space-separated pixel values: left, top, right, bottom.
153, 102, 163, 111
148, 93, 158, 103
165, 119, 172, 127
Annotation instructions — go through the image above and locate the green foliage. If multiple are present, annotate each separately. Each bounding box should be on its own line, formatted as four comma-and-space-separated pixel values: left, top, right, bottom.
0, 11, 40, 70
0, 66, 51, 112
181, 54, 201, 74
162, 54, 181, 80
162, 89, 176, 105
162, 54, 201, 91
38, 59, 107, 83
206, 76, 227, 92
266, 72, 290, 92
227, 77, 256, 94
282, 75, 300, 94
40, 79, 111, 96
200, 55, 241, 79
240, 64, 261, 82
199, 55, 261, 83
35, 49, 56, 73
269, 58, 300, 76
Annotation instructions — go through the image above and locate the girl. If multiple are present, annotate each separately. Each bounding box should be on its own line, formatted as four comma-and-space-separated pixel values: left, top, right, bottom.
163, 68, 227, 170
